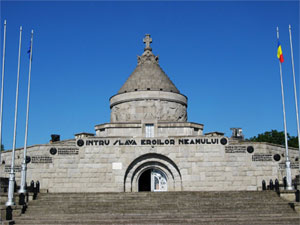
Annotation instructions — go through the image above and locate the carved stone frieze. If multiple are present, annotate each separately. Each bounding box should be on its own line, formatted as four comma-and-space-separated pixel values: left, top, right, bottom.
111, 100, 187, 122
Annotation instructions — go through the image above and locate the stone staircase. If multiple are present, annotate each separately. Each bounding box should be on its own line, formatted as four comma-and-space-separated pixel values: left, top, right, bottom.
12, 191, 300, 225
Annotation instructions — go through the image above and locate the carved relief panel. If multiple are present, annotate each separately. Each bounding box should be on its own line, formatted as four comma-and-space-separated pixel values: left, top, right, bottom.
111, 100, 187, 122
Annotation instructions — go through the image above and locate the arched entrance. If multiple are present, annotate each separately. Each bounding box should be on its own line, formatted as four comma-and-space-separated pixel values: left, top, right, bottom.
138, 168, 168, 192
124, 153, 182, 192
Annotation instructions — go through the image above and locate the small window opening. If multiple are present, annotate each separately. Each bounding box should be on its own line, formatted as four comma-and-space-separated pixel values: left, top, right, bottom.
145, 124, 154, 138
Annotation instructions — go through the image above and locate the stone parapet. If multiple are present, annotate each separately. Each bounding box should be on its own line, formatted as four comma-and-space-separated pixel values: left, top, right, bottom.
95, 121, 204, 137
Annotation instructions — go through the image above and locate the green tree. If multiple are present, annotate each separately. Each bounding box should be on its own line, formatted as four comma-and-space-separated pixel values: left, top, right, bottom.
248, 130, 298, 148
0, 144, 4, 151
288, 136, 299, 148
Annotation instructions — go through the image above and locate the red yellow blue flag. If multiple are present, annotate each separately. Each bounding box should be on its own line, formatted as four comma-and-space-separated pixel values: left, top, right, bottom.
277, 41, 284, 63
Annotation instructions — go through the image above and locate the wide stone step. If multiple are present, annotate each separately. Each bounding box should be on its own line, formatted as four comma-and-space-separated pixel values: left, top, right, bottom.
34, 191, 280, 197
22, 213, 297, 220
34, 196, 280, 203
33, 197, 286, 203
18, 211, 299, 218
23, 211, 296, 217
24, 203, 293, 211
13, 216, 300, 225
24, 204, 292, 212
32, 197, 286, 204
35, 193, 279, 198
27, 201, 288, 207
23, 208, 294, 214
22, 210, 297, 217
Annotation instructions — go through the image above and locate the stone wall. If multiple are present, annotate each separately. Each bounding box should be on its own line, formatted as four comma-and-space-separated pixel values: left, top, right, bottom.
0, 137, 298, 193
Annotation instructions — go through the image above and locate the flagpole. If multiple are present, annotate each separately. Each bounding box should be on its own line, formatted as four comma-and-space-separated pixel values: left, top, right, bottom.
288, 24, 300, 174
19, 30, 33, 194
277, 27, 293, 190
0, 20, 7, 163
6, 26, 22, 207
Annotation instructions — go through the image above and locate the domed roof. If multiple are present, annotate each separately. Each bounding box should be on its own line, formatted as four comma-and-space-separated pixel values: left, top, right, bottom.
118, 34, 180, 94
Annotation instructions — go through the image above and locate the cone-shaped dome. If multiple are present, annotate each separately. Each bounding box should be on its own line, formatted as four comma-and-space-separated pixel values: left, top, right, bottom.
118, 35, 180, 94
110, 35, 187, 123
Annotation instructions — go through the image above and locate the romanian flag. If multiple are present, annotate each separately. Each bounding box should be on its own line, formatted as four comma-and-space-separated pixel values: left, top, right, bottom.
277, 41, 284, 63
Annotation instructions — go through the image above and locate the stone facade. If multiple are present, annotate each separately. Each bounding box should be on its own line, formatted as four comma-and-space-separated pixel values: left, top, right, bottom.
0, 34, 299, 193
0, 138, 299, 193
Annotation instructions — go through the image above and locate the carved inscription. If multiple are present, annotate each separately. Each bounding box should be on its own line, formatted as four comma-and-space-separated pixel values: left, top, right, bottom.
225, 146, 246, 153
80, 138, 224, 147
58, 148, 79, 155
141, 139, 175, 146
291, 163, 299, 169
279, 163, 300, 169
31, 156, 52, 163
178, 138, 219, 145
114, 140, 137, 146
252, 154, 272, 161
86, 140, 110, 146
5, 165, 21, 173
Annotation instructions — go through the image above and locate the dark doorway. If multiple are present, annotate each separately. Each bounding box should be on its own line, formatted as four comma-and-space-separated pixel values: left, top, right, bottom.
138, 169, 151, 191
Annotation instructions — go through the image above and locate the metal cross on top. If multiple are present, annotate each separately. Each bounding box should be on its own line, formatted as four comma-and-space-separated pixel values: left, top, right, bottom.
143, 34, 152, 50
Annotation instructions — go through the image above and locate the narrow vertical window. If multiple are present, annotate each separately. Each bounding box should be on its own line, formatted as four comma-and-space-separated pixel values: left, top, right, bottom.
145, 124, 154, 137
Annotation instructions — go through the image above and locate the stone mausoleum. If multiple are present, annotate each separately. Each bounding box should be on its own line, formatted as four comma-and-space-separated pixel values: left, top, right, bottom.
0, 35, 299, 193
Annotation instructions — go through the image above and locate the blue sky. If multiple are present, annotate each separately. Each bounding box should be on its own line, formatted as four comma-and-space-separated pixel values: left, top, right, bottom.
0, 1, 299, 150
